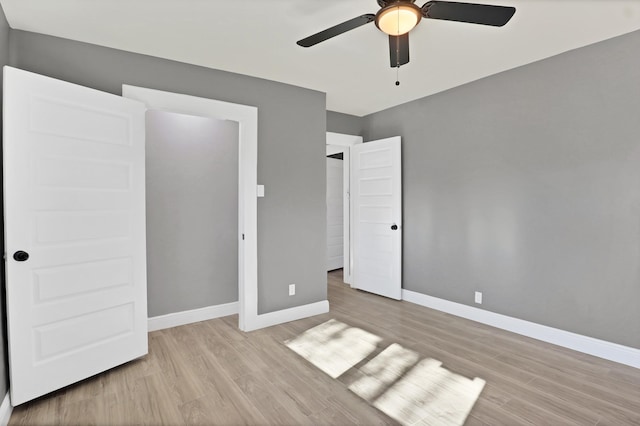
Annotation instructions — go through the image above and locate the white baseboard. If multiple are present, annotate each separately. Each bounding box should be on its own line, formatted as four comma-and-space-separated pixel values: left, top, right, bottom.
0, 391, 12, 426
245, 300, 330, 332
402, 289, 640, 369
148, 299, 330, 333
148, 301, 239, 332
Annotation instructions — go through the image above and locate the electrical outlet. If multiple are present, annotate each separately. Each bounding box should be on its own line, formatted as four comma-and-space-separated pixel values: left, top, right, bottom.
289, 284, 296, 296
475, 291, 482, 304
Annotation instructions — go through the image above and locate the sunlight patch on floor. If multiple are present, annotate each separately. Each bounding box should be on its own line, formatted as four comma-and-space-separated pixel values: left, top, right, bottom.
287, 320, 486, 426
351, 347, 486, 426
348, 343, 421, 401
284, 319, 382, 378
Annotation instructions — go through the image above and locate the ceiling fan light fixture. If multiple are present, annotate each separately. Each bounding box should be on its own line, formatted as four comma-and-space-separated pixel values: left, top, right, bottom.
375, 3, 422, 36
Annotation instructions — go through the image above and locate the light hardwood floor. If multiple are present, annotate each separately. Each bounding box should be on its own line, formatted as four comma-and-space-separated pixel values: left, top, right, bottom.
9, 270, 640, 425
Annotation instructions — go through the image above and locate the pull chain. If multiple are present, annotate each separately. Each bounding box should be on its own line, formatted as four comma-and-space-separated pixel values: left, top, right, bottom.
395, 7, 400, 86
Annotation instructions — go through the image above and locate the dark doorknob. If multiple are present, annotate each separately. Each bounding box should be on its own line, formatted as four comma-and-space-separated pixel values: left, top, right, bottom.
391, 224, 398, 230
13, 251, 29, 262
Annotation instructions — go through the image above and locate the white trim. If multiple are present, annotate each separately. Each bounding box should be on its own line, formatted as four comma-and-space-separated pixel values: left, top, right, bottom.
326, 145, 349, 280
122, 85, 258, 332
246, 300, 330, 331
326, 132, 360, 285
326, 145, 343, 156
148, 302, 239, 332
342, 147, 351, 285
147, 298, 326, 333
326, 132, 362, 147
0, 391, 12, 426
402, 289, 640, 369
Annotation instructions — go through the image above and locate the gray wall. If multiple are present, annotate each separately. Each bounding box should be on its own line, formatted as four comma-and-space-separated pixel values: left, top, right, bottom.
8, 29, 328, 316
146, 111, 239, 316
327, 110, 363, 135
362, 30, 640, 349
0, 1, 9, 398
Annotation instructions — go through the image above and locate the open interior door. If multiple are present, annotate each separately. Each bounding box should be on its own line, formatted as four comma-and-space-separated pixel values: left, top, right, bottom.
351, 136, 402, 299
3, 66, 148, 405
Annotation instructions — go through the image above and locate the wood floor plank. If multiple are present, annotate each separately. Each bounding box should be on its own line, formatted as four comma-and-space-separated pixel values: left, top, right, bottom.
8, 269, 640, 425
496, 351, 640, 412
500, 397, 589, 426
526, 377, 640, 425
233, 373, 313, 425
467, 397, 532, 426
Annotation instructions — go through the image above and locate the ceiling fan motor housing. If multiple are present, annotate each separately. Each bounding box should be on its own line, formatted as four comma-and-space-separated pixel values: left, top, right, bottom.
377, 0, 418, 7
375, 1, 423, 35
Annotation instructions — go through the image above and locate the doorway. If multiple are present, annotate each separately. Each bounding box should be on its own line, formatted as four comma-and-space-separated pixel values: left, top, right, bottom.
326, 132, 403, 300
326, 151, 344, 272
145, 110, 239, 316
326, 132, 363, 285
123, 85, 259, 331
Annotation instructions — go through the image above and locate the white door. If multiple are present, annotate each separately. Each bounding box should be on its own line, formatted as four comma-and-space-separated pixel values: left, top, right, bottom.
3, 66, 148, 405
327, 156, 344, 271
351, 137, 402, 299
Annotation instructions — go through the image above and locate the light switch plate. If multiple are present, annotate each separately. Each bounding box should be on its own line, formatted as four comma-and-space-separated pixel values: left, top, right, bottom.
257, 185, 265, 197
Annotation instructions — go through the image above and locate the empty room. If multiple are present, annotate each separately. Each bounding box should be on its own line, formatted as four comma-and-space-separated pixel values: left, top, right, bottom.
0, 1, 639, 425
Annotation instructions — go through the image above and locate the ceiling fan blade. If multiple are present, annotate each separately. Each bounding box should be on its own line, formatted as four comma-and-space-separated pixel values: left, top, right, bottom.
297, 14, 376, 47
421, 1, 515, 27
389, 34, 409, 68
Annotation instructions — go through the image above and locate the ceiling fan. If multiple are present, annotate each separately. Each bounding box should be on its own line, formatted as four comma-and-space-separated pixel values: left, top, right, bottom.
297, 1, 516, 69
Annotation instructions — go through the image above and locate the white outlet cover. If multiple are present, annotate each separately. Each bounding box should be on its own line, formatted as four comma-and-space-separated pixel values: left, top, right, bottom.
474, 292, 482, 304
289, 284, 295, 296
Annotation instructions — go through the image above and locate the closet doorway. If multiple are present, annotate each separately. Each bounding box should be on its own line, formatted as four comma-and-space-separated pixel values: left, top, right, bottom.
124, 85, 259, 331
145, 110, 238, 317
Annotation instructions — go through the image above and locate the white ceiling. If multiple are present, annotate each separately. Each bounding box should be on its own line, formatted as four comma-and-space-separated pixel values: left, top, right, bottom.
2, 0, 640, 116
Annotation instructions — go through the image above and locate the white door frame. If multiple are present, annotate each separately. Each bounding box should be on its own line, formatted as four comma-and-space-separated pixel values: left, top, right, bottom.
326, 132, 362, 285
326, 147, 346, 272
123, 85, 258, 331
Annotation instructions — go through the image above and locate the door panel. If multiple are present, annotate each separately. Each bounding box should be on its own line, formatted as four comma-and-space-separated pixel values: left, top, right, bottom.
3, 66, 148, 405
351, 137, 402, 300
